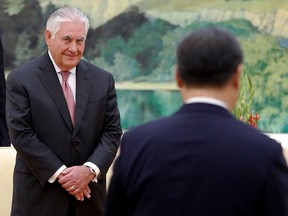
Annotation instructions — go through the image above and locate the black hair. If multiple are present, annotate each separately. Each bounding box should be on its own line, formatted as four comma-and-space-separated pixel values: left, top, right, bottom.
177, 27, 243, 86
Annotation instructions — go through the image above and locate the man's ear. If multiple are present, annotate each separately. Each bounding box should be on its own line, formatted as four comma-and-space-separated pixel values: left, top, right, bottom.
232, 64, 242, 90
45, 30, 52, 46
175, 65, 183, 88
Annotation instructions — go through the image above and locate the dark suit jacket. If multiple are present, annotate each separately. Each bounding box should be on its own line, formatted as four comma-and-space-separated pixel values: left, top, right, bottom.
6, 52, 122, 216
106, 103, 288, 216
0, 32, 10, 146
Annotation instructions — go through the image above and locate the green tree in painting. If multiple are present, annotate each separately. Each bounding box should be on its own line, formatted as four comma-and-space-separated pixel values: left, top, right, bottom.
98, 36, 127, 65
92, 52, 141, 82
126, 19, 175, 75
3, 0, 45, 67
241, 34, 288, 132
97, 19, 175, 80
112, 53, 141, 81
152, 27, 185, 82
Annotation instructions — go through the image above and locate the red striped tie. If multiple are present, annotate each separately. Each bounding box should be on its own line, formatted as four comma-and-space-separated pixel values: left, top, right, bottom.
60, 71, 75, 126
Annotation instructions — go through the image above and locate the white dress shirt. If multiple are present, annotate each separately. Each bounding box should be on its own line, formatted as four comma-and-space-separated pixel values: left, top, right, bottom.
47, 51, 99, 183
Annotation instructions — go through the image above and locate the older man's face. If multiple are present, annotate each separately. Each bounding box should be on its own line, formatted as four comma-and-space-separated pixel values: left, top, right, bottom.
45, 21, 86, 71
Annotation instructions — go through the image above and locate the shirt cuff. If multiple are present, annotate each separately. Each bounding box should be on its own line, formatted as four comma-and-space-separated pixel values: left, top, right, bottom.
83, 162, 100, 183
48, 165, 67, 183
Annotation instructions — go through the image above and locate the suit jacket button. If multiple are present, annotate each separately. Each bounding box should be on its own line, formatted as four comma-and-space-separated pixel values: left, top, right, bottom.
72, 141, 79, 146
72, 141, 80, 150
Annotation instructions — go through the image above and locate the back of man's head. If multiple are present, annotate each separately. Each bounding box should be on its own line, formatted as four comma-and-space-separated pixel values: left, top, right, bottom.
176, 27, 243, 87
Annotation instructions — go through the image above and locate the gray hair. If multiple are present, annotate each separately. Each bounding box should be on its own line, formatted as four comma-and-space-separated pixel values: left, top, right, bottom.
46, 6, 90, 38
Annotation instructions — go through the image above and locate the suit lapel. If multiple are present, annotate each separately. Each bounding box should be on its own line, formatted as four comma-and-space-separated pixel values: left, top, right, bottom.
37, 53, 74, 132
73, 61, 91, 136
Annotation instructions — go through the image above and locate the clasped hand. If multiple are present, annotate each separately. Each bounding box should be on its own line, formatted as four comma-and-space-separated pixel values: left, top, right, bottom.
58, 165, 94, 201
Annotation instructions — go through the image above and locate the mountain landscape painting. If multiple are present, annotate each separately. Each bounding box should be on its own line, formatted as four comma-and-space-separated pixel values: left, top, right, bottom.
1, 0, 288, 132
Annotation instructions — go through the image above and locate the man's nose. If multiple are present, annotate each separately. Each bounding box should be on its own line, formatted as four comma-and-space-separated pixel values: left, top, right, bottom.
68, 42, 77, 52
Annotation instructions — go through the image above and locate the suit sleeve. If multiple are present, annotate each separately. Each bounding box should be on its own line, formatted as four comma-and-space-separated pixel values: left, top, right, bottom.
262, 145, 288, 215
105, 146, 128, 216
87, 73, 122, 175
6, 71, 64, 186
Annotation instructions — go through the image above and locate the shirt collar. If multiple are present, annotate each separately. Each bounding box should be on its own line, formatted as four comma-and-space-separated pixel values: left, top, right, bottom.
185, 97, 228, 110
48, 51, 76, 75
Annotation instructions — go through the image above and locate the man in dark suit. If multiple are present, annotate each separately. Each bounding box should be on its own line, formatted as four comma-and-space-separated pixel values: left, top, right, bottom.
0, 29, 10, 146
6, 6, 122, 216
105, 27, 288, 216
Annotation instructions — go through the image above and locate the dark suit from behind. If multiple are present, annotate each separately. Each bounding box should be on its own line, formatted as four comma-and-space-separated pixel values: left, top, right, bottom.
0, 31, 10, 146
106, 103, 288, 216
6, 52, 122, 216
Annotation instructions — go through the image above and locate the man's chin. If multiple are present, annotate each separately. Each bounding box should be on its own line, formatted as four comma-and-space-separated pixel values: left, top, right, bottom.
64, 59, 80, 68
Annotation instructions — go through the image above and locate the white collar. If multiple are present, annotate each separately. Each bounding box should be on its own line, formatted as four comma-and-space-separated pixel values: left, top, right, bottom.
185, 97, 228, 110
48, 51, 76, 75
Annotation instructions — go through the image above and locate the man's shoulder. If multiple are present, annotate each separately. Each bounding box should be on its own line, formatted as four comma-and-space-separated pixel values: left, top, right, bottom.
12, 54, 47, 74
79, 59, 112, 76
227, 122, 284, 157
123, 116, 172, 138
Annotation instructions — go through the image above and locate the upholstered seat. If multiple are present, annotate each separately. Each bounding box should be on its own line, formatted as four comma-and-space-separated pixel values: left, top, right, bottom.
0, 146, 16, 216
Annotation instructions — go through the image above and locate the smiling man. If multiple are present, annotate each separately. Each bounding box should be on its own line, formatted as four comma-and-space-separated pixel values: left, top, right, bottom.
6, 6, 122, 216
